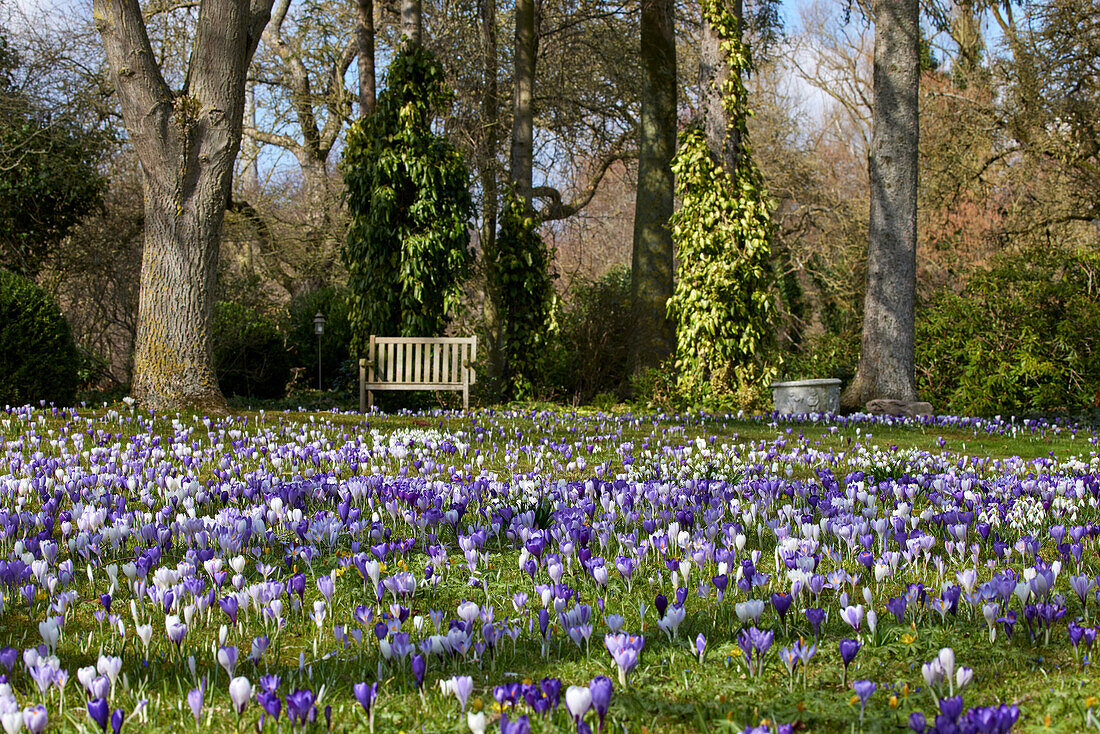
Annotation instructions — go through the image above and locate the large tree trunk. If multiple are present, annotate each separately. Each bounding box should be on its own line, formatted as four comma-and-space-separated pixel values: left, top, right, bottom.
841, 0, 920, 410
358, 0, 376, 116
479, 0, 506, 381
133, 168, 227, 410
401, 0, 422, 46
510, 0, 536, 204
630, 0, 677, 370
700, 0, 742, 170
94, 0, 274, 411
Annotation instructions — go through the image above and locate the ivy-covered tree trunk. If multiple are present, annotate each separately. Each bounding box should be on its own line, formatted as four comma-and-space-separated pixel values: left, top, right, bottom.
701, 0, 743, 170
342, 47, 473, 349
668, 0, 773, 396
630, 0, 677, 371
510, 0, 536, 205
841, 0, 920, 410
93, 0, 273, 411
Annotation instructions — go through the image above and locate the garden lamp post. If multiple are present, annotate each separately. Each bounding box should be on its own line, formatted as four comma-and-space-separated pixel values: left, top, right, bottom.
313, 312, 326, 391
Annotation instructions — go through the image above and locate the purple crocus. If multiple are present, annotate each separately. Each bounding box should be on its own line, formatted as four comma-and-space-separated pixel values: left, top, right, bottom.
839, 639, 861, 685
588, 676, 612, 732
353, 680, 379, 731
500, 713, 531, 734
22, 705, 48, 734
88, 698, 109, 733
285, 689, 315, 726
852, 680, 875, 722
411, 654, 426, 690
110, 708, 125, 734
257, 691, 282, 722
187, 681, 204, 725
805, 608, 825, 639
604, 633, 644, 686
771, 592, 792, 622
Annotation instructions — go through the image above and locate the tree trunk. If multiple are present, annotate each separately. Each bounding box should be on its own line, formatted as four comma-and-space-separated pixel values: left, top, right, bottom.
510, 0, 536, 204
479, 0, 506, 382
132, 167, 227, 411
401, 0, 422, 46
93, 0, 274, 410
630, 0, 677, 370
241, 82, 261, 192
700, 0, 742, 170
358, 0, 376, 116
841, 0, 920, 410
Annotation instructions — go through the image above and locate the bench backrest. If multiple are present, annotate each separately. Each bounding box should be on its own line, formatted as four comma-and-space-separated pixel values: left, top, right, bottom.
367, 335, 477, 385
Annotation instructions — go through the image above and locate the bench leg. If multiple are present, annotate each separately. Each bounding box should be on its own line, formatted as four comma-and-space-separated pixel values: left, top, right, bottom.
359, 358, 366, 413
368, 390, 374, 409
462, 385, 468, 412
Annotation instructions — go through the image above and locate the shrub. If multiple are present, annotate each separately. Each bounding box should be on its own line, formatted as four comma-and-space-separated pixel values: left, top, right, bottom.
213, 301, 290, 399
538, 267, 633, 404
284, 287, 353, 393
916, 246, 1100, 415
0, 268, 81, 406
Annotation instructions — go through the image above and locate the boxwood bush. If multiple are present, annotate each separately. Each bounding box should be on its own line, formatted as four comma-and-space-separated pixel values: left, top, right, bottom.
0, 269, 81, 406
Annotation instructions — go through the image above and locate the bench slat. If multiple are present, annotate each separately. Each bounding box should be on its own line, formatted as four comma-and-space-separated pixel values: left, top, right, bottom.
363, 383, 465, 391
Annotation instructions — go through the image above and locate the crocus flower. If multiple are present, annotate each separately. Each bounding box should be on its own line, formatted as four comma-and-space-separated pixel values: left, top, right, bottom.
187, 681, 204, 725
500, 713, 531, 734
110, 708, 124, 734
565, 685, 592, 725
88, 699, 109, 732
839, 639, 861, 685
805, 608, 825, 639
21, 706, 47, 734
604, 633, 644, 686
354, 681, 379, 732
228, 677, 251, 715
452, 676, 473, 711
840, 604, 864, 633
285, 689, 315, 726
588, 676, 612, 732
217, 646, 238, 678
467, 711, 487, 734
852, 680, 875, 722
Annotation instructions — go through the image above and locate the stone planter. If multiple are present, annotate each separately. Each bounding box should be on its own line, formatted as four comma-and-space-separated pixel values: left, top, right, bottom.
771, 378, 842, 415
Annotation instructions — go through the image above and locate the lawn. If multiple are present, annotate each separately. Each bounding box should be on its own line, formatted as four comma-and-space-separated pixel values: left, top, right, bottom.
0, 403, 1097, 733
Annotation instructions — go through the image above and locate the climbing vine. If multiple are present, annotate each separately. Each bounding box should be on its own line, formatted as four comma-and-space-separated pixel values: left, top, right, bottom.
341, 44, 473, 353
667, 0, 775, 396
485, 190, 556, 396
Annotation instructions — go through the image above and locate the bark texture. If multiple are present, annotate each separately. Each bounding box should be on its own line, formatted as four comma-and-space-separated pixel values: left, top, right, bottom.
401, 0, 423, 46
479, 0, 506, 381
358, 0, 376, 116
841, 0, 921, 410
93, 0, 274, 411
700, 0, 742, 171
510, 0, 536, 204
630, 0, 677, 370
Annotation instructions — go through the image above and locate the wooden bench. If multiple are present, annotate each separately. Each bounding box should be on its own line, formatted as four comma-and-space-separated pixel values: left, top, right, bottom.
359, 336, 477, 412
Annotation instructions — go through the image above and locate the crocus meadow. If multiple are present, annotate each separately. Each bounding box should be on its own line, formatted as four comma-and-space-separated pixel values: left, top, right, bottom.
0, 403, 1097, 732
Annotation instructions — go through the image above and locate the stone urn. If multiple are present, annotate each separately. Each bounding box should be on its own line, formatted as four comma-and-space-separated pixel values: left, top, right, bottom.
771, 378, 842, 415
